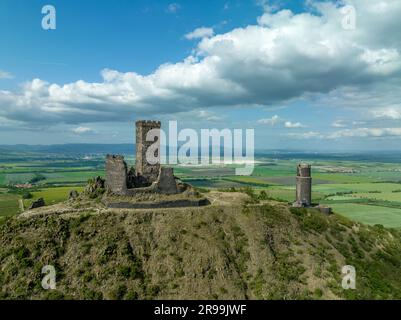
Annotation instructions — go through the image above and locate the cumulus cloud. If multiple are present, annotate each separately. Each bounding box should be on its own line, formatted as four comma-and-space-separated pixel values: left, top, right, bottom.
258, 115, 280, 125
331, 120, 347, 128
287, 127, 401, 140
185, 27, 214, 40
166, 3, 180, 14
287, 131, 324, 139
371, 106, 401, 119
328, 127, 401, 139
1, 0, 401, 127
284, 121, 306, 128
258, 116, 305, 128
72, 126, 95, 134
197, 110, 222, 121
0, 70, 13, 79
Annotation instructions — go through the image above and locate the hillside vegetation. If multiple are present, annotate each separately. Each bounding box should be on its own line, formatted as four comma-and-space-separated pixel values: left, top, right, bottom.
0, 191, 400, 300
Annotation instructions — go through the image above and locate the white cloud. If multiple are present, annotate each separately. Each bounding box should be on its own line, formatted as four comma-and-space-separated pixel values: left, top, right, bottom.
258, 116, 306, 128
284, 121, 306, 128
197, 110, 222, 121
331, 120, 347, 128
166, 3, 180, 13
287, 131, 324, 139
289, 127, 401, 140
72, 126, 94, 134
1, 0, 401, 127
258, 115, 280, 125
352, 121, 366, 126
371, 106, 401, 119
0, 70, 13, 79
185, 27, 214, 40
328, 127, 401, 139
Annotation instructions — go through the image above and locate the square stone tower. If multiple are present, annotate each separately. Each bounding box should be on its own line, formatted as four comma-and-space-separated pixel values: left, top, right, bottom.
135, 120, 161, 184
296, 163, 312, 206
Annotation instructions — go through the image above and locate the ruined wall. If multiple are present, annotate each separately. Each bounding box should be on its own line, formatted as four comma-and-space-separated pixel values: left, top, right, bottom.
135, 120, 161, 185
105, 121, 180, 197
296, 164, 312, 206
156, 167, 178, 195
105, 155, 128, 195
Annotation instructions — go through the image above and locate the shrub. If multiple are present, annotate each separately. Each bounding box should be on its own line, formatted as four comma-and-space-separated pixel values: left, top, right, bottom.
302, 213, 329, 233
22, 191, 33, 199
29, 173, 46, 184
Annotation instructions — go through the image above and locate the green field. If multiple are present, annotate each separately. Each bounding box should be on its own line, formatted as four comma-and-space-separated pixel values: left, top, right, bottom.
0, 193, 21, 218
23, 186, 85, 208
0, 186, 84, 222
330, 203, 401, 228
179, 162, 401, 228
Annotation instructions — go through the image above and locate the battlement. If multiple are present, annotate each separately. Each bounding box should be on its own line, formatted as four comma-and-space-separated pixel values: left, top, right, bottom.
135, 120, 161, 128
297, 164, 311, 177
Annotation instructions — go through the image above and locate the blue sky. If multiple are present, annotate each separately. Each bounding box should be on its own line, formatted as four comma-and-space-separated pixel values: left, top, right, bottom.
1, 0, 401, 151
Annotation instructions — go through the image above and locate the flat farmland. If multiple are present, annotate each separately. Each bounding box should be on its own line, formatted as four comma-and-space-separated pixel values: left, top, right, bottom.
2, 150, 401, 228
330, 203, 401, 228
313, 183, 401, 195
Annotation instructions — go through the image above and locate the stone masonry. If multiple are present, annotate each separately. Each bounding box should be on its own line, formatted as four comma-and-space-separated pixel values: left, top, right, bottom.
295, 163, 312, 206
293, 163, 331, 214
135, 120, 161, 185
156, 167, 178, 195
105, 120, 180, 196
105, 155, 128, 195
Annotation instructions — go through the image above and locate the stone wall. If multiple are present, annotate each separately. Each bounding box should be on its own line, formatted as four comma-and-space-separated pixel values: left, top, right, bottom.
105, 155, 128, 195
156, 167, 178, 195
135, 120, 161, 185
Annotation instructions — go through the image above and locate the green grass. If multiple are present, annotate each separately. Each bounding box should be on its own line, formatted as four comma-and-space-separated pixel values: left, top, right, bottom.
314, 183, 401, 195
0, 193, 21, 218
331, 203, 401, 228
0, 174, 5, 185
24, 186, 85, 207
43, 171, 104, 184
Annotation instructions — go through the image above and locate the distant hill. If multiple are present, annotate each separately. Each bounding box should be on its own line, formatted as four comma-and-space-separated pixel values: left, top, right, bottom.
0, 144, 135, 156
1, 144, 401, 163
0, 192, 400, 300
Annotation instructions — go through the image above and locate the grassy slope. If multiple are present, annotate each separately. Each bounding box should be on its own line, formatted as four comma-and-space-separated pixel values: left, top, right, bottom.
0, 195, 401, 300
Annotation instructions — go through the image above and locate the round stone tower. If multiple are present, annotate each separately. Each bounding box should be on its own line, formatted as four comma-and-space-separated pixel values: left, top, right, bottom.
296, 163, 312, 206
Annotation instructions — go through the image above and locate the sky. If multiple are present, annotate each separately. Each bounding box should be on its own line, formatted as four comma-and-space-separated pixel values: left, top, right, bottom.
0, 0, 401, 151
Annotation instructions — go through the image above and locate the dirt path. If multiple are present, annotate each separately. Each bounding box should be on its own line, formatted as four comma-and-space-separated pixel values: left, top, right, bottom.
18, 199, 24, 212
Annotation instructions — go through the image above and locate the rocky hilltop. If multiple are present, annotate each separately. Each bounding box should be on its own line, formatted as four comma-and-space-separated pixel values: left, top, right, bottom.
0, 188, 401, 300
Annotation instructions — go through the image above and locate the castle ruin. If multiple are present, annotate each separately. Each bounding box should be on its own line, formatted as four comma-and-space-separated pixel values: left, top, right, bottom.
295, 164, 312, 207
293, 163, 332, 214
105, 120, 179, 196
